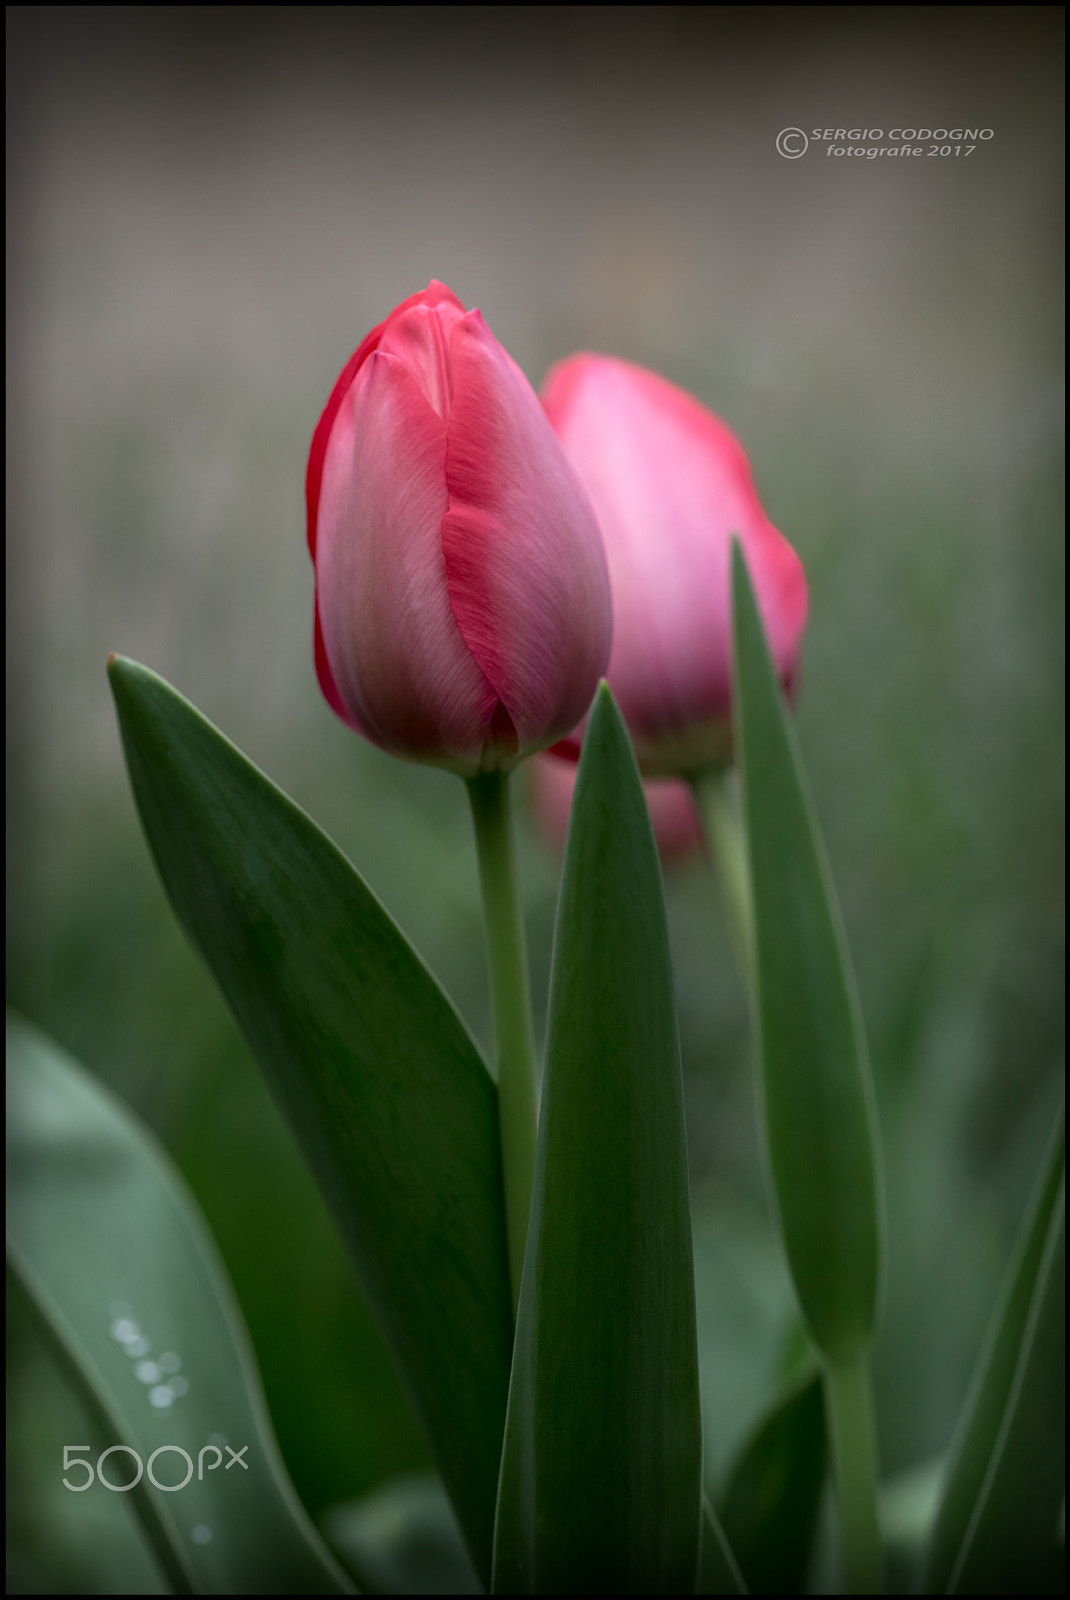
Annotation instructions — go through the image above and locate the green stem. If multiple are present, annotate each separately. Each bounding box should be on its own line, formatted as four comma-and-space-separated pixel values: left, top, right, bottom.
467, 771, 538, 1312
689, 768, 756, 998
824, 1354, 884, 1593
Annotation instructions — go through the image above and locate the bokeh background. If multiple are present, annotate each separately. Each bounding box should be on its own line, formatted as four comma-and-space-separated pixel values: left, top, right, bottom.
7, 6, 1064, 1591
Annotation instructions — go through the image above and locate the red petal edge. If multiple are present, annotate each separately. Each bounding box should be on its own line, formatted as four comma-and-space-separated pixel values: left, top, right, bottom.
312, 592, 358, 726
306, 332, 380, 562
305, 281, 465, 561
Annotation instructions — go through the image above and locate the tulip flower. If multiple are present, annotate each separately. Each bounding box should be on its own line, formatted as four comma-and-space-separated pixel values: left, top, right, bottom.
528, 752, 703, 867
308, 284, 614, 1305
541, 354, 807, 778
306, 282, 611, 776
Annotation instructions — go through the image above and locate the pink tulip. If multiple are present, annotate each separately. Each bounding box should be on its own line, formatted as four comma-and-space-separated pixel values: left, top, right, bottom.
541, 355, 808, 776
528, 753, 703, 867
307, 283, 612, 775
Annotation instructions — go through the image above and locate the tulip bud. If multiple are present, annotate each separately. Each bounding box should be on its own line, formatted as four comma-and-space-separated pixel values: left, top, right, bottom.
307, 283, 612, 775
528, 753, 703, 867
541, 355, 807, 777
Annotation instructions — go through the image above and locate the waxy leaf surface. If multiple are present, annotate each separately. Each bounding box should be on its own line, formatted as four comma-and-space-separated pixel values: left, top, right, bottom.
731, 544, 884, 1362
493, 684, 704, 1593
6, 1014, 352, 1595
108, 658, 513, 1585
719, 1369, 827, 1594
925, 1101, 1064, 1595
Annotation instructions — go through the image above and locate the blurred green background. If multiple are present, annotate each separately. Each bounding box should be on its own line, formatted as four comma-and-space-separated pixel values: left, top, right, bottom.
7, 7, 1063, 1591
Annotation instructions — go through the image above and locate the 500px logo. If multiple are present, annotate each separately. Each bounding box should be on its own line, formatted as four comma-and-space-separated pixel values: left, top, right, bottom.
62, 1442, 249, 1492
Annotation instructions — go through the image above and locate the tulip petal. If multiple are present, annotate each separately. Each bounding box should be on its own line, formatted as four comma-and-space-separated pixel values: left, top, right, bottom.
376, 300, 463, 423
313, 596, 357, 728
307, 335, 379, 563
306, 281, 466, 561
442, 315, 612, 759
542, 356, 807, 774
308, 287, 612, 773
315, 349, 496, 768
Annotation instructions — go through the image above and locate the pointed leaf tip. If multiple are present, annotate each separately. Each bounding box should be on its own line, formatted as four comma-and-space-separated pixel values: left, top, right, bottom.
107, 660, 513, 1585
493, 671, 702, 1592
731, 542, 884, 1363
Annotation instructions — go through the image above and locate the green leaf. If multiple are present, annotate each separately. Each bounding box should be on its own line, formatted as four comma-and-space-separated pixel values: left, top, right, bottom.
6, 1013, 352, 1595
719, 1369, 827, 1594
950, 1182, 1065, 1594
699, 1498, 748, 1596
8, 1266, 173, 1595
923, 1100, 1065, 1594
880, 1456, 944, 1594
322, 1474, 479, 1595
492, 684, 704, 1594
107, 658, 513, 1586
730, 543, 885, 1363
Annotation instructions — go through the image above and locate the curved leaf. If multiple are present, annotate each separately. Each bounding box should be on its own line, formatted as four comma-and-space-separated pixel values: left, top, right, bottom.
948, 1180, 1065, 1592
323, 1474, 479, 1595
699, 1498, 748, 1596
719, 1369, 827, 1594
730, 543, 884, 1364
492, 684, 704, 1593
6, 1013, 352, 1594
107, 657, 513, 1585
924, 1099, 1064, 1593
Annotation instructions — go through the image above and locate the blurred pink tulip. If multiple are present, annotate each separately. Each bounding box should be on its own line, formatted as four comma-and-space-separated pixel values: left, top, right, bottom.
307, 283, 612, 775
528, 754, 703, 867
542, 355, 807, 776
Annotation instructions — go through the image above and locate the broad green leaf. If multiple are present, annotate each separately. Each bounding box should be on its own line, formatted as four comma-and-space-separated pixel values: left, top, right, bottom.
6, 1013, 352, 1595
322, 1474, 479, 1594
719, 1369, 827, 1594
730, 543, 884, 1363
923, 1101, 1063, 1593
492, 684, 704, 1594
699, 1498, 748, 1595
8, 1266, 171, 1596
107, 658, 513, 1586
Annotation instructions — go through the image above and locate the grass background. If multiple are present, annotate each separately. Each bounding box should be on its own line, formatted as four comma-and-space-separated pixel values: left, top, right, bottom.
7, 7, 1063, 1590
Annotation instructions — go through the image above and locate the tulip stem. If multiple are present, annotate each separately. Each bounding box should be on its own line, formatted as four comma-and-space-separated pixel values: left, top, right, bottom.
690, 769, 756, 997
824, 1353, 884, 1593
467, 770, 538, 1313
